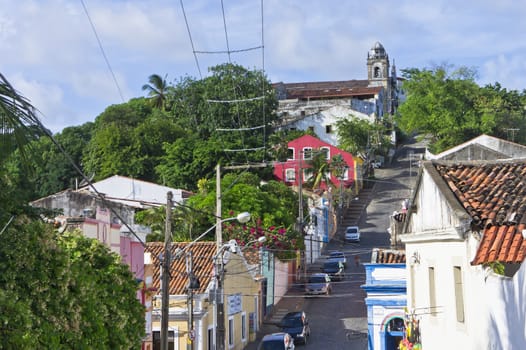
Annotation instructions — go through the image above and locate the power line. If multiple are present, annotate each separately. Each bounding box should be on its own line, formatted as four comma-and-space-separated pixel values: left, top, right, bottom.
179, 0, 202, 79
79, 0, 125, 103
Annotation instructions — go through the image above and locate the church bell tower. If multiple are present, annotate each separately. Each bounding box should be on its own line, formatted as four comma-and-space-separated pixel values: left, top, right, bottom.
367, 41, 390, 88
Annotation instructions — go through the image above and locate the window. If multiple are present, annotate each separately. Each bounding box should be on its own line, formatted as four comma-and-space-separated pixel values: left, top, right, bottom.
287, 148, 294, 160
153, 330, 175, 350
241, 312, 247, 342
285, 169, 296, 182
428, 267, 436, 316
342, 168, 349, 181
325, 125, 333, 134
303, 147, 312, 160
228, 317, 234, 347
207, 328, 214, 350
320, 147, 330, 160
454, 266, 465, 323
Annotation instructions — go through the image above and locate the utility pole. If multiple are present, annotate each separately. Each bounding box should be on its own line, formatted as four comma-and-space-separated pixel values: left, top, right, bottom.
215, 162, 226, 350
161, 191, 173, 350
186, 252, 195, 350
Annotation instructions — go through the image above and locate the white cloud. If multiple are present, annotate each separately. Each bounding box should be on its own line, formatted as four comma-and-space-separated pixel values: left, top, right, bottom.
1, 0, 526, 132
482, 54, 526, 90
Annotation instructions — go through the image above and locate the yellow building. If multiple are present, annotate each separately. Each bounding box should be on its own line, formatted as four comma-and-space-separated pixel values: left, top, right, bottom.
145, 241, 263, 350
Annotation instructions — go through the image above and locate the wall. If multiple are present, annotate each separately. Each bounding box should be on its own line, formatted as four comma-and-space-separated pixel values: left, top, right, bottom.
408, 170, 464, 234
222, 252, 259, 350
273, 259, 292, 306
406, 241, 487, 350
482, 263, 526, 349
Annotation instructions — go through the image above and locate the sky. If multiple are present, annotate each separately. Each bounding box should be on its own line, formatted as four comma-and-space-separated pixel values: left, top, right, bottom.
2, 0, 526, 133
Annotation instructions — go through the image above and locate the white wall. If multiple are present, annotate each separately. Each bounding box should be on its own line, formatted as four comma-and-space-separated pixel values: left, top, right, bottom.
482, 263, 526, 349
273, 259, 291, 305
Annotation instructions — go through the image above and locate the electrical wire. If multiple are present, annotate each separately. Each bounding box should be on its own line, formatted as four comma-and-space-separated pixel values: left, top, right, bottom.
179, 0, 202, 79
79, 0, 125, 103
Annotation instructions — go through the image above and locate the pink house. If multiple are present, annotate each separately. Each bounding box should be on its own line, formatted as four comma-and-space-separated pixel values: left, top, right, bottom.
273, 134, 355, 189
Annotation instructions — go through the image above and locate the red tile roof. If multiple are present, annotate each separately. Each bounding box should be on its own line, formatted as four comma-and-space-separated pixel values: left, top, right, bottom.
372, 248, 406, 263
433, 160, 526, 265
273, 80, 382, 100
146, 242, 217, 295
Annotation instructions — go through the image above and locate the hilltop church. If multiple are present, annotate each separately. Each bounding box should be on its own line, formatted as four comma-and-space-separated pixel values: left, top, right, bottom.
272, 41, 402, 147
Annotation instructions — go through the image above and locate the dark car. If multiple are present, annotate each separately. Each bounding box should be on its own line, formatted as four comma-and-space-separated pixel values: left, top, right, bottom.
278, 311, 311, 345
322, 260, 344, 281
257, 332, 295, 350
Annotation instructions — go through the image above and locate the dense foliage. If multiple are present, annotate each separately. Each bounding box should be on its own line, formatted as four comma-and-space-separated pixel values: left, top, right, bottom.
336, 116, 391, 157
0, 221, 145, 349
160, 172, 303, 259
397, 65, 526, 153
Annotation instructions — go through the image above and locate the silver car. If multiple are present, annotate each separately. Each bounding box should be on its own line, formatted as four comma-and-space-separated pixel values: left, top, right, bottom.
305, 272, 332, 295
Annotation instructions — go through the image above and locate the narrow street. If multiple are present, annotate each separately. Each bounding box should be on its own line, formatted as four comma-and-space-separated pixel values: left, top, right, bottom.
246, 137, 428, 349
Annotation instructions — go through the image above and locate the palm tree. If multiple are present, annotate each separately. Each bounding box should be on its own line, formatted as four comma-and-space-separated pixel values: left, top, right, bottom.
0, 72, 45, 165
142, 74, 169, 111
305, 149, 331, 189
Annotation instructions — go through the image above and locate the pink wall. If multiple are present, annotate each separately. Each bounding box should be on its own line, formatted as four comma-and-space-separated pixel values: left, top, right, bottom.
120, 236, 144, 280
273, 134, 355, 189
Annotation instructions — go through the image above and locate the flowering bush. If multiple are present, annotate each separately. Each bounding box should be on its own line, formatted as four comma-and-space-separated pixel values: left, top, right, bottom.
222, 215, 304, 261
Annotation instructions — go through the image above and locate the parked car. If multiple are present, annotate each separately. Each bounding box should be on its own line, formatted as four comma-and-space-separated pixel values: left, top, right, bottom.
345, 225, 361, 243
278, 311, 311, 345
327, 251, 347, 267
322, 260, 344, 281
305, 272, 332, 295
257, 332, 295, 350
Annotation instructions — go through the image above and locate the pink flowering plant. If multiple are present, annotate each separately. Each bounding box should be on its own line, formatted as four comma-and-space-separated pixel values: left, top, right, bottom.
222, 214, 304, 261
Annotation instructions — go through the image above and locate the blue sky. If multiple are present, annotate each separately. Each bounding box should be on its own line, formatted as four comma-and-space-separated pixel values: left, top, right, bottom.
1, 0, 526, 133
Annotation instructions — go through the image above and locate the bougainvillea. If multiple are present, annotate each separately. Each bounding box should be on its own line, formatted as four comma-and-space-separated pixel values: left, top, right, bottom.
222, 214, 304, 261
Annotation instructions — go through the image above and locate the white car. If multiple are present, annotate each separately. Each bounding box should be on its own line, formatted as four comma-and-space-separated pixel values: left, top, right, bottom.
327, 251, 347, 267
345, 226, 361, 243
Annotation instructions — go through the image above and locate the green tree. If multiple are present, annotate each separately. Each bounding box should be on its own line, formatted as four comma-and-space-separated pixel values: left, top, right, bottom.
475, 83, 526, 144
142, 74, 171, 111
155, 171, 300, 248
83, 98, 184, 182
0, 220, 145, 348
0, 73, 48, 226
168, 63, 278, 166
13, 123, 95, 199
336, 115, 390, 158
396, 65, 483, 152
0, 73, 46, 165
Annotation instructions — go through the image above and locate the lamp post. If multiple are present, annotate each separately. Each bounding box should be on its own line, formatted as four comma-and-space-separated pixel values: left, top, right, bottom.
214, 235, 265, 350
214, 212, 252, 350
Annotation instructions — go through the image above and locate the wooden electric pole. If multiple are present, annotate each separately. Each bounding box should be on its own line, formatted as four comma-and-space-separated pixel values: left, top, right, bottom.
161, 191, 173, 350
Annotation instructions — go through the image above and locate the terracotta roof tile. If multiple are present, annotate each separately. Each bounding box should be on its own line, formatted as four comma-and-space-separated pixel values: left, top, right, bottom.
434, 161, 526, 265
146, 242, 217, 295
372, 248, 406, 264
273, 80, 382, 100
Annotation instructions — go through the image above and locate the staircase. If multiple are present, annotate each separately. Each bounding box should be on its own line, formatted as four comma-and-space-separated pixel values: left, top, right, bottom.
341, 187, 374, 228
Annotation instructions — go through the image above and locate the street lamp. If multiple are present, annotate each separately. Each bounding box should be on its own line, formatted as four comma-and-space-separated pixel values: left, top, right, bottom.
161, 211, 252, 350
214, 235, 265, 350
